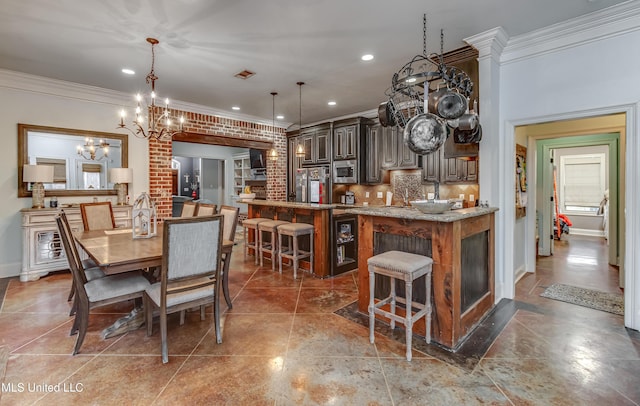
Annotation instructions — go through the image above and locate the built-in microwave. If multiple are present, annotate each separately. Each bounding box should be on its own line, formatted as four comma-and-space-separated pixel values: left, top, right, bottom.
333, 159, 358, 184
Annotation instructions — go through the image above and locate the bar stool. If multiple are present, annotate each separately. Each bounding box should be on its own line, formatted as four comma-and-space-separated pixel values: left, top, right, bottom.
277, 222, 314, 279
242, 218, 269, 264
258, 219, 290, 271
368, 250, 433, 361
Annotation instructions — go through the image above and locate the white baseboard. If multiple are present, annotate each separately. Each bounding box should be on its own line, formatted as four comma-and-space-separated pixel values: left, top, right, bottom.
514, 265, 528, 283
569, 228, 605, 237
0, 262, 21, 279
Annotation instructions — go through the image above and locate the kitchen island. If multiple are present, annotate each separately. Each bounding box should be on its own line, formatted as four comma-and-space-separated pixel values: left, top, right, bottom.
346, 205, 498, 350
245, 200, 334, 277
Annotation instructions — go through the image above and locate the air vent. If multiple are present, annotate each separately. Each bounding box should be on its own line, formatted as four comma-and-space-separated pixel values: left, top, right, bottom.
234, 69, 256, 79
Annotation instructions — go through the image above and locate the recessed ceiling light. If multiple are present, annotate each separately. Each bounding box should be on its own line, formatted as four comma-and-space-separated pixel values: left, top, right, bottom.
232, 106, 240, 111
361, 54, 374, 61
276, 115, 284, 120
122, 68, 135, 75
327, 101, 337, 106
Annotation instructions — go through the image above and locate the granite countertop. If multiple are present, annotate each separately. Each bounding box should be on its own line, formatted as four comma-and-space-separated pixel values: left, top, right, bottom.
344, 206, 498, 222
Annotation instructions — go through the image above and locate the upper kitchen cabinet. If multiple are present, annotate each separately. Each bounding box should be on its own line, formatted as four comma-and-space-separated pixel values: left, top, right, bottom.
424, 143, 478, 184
299, 124, 331, 166
363, 123, 383, 184
381, 126, 420, 170
333, 117, 370, 161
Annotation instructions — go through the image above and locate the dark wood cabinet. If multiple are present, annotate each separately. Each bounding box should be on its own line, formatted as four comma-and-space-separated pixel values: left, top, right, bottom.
424, 146, 478, 184
363, 124, 383, 184
381, 126, 419, 170
422, 150, 440, 183
299, 124, 331, 166
333, 124, 357, 160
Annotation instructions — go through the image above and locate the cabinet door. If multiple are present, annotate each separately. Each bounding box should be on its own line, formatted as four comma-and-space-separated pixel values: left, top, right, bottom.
441, 157, 463, 183
365, 124, 382, 184
422, 150, 440, 182
333, 127, 346, 160
381, 126, 398, 168
343, 125, 357, 159
300, 134, 314, 165
315, 128, 331, 164
397, 128, 419, 168
462, 159, 478, 182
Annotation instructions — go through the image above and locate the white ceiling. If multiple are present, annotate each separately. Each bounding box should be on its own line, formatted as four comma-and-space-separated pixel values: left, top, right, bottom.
0, 0, 629, 127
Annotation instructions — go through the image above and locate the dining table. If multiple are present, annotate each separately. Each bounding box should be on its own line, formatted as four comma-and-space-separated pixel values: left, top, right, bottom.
73, 224, 234, 338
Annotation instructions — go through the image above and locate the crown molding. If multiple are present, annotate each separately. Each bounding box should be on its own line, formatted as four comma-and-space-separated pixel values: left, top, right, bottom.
464, 27, 509, 61
0, 69, 287, 129
502, 0, 640, 64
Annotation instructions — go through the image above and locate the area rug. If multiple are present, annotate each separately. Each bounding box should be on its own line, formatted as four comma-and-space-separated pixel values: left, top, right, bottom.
540, 283, 623, 315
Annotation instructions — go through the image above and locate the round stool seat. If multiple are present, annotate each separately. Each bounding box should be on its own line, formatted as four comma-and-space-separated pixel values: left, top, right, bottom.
277, 222, 314, 235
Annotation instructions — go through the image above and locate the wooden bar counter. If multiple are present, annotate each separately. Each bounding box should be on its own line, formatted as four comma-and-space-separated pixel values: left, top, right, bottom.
245, 200, 333, 278
346, 205, 498, 350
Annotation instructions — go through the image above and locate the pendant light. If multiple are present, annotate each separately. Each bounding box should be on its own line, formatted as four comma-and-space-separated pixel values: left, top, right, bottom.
295, 82, 305, 157
267, 92, 278, 161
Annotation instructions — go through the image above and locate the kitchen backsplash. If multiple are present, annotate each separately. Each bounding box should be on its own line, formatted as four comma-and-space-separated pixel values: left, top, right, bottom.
333, 169, 479, 207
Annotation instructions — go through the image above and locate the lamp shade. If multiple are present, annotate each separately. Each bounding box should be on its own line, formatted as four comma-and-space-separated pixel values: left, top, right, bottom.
109, 167, 133, 184
23, 165, 54, 183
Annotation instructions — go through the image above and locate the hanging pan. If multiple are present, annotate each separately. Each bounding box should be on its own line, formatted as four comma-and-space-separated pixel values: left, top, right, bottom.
403, 113, 447, 154
427, 85, 467, 120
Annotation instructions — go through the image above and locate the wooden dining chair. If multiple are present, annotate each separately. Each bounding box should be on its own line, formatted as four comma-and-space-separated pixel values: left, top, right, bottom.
80, 201, 116, 231
219, 205, 240, 309
180, 201, 197, 217
143, 215, 224, 364
195, 203, 217, 216
59, 210, 105, 315
55, 215, 151, 355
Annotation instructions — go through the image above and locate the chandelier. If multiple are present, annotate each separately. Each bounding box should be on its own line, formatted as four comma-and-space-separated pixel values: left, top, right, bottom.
77, 137, 109, 160
118, 38, 185, 140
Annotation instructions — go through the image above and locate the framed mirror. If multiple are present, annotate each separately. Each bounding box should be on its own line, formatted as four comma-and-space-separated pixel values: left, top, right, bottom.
18, 124, 129, 198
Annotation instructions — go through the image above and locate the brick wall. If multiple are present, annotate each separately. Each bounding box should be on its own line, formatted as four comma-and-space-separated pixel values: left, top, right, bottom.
149, 109, 287, 220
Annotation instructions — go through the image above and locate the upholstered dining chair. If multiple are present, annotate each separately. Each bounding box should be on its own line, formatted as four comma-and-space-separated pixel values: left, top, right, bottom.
80, 201, 116, 231
180, 201, 197, 217
143, 215, 224, 364
55, 215, 151, 355
195, 203, 217, 216
219, 205, 240, 309
59, 210, 104, 315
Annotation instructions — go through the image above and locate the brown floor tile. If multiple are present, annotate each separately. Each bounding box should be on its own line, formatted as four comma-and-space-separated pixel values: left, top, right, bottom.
194, 313, 293, 357
155, 355, 280, 405
230, 288, 299, 313
279, 357, 391, 405
295, 289, 358, 313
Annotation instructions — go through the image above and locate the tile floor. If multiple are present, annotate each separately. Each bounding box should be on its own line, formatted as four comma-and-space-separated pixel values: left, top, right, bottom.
0, 234, 638, 405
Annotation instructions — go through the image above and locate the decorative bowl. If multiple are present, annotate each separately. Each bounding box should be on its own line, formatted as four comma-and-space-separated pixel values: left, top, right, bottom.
410, 199, 454, 214
238, 193, 256, 201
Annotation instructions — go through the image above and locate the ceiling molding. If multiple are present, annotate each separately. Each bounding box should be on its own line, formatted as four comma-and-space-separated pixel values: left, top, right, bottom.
0, 69, 290, 129
501, 0, 640, 64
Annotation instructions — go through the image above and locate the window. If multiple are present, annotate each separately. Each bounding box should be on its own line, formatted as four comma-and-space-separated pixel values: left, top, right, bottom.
559, 153, 606, 215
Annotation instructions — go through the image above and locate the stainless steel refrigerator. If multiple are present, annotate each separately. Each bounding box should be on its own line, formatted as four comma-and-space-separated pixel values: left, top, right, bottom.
295, 166, 330, 204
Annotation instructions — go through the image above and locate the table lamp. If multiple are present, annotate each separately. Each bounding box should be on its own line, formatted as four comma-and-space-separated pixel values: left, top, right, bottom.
109, 168, 133, 205
23, 165, 54, 208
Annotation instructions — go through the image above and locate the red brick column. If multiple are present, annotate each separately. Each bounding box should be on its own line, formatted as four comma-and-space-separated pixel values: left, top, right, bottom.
147, 109, 287, 220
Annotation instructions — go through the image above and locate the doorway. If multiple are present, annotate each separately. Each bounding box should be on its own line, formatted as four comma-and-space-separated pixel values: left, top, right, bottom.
519, 114, 625, 294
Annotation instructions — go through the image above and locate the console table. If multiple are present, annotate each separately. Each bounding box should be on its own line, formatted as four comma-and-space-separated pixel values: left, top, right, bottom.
20, 205, 132, 282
